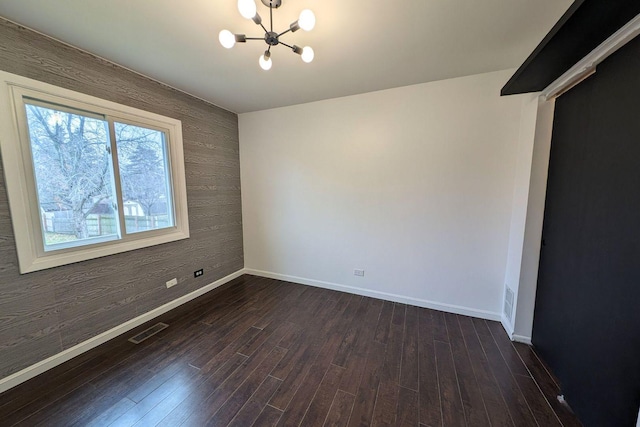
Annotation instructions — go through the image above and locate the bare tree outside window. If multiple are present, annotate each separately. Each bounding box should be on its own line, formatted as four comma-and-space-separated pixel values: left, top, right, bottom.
25, 103, 117, 246
25, 103, 174, 248
115, 122, 174, 233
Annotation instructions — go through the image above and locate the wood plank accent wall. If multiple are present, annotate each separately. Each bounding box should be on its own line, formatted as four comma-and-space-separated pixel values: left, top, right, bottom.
0, 18, 243, 378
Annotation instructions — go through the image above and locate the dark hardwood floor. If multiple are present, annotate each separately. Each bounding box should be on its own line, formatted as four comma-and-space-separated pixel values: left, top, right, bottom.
0, 275, 582, 426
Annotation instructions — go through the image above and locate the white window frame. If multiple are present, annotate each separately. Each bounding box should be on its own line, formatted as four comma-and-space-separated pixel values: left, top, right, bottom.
0, 71, 190, 273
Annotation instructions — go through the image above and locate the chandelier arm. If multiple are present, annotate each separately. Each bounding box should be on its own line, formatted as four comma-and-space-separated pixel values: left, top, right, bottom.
279, 41, 294, 50
270, 5, 273, 33
277, 28, 291, 37
258, 22, 269, 34
245, 37, 264, 41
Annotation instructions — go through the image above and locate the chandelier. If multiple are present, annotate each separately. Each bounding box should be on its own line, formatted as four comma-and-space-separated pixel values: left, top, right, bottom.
219, 0, 316, 70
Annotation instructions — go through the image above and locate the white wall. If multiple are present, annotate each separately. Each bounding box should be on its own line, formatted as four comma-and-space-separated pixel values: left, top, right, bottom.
501, 96, 556, 341
512, 99, 556, 340
239, 69, 536, 319
503, 94, 539, 326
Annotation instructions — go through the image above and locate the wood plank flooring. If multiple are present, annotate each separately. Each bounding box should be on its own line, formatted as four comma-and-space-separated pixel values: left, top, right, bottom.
0, 275, 582, 426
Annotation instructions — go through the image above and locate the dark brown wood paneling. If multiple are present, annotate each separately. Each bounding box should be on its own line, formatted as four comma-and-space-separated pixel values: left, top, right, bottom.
0, 17, 243, 379
324, 390, 356, 427
0, 276, 583, 426
444, 313, 489, 426
417, 306, 442, 426
473, 318, 537, 427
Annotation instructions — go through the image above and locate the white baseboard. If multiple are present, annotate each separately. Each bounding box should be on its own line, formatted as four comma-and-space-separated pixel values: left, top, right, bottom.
0, 268, 510, 394
501, 315, 515, 338
0, 268, 246, 394
500, 315, 532, 344
512, 334, 532, 345
245, 269, 502, 322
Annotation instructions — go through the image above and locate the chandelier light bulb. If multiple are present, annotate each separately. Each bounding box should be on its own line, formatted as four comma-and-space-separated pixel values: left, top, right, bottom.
298, 9, 316, 31
238, 0, 257, 19
259, 54, 272, 70
219, 30, 236, 49
301, 46, 314, 63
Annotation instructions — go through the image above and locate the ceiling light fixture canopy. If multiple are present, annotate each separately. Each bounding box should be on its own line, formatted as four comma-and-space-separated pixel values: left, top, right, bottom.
220, 0, 316, 70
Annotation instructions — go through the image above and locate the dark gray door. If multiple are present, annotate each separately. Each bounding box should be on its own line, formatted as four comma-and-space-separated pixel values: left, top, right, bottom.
532, 35, 640, 427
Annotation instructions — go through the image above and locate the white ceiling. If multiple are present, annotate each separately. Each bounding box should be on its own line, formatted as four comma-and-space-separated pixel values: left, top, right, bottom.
0, 0, 572, 113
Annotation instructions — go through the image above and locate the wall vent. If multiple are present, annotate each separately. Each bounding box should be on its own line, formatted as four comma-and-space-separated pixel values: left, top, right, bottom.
504, 287, 515, 322
128, 322, 169, 344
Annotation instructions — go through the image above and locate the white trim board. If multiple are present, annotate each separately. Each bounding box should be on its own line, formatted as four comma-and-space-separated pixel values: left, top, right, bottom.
501, 315, 515, 338
245, 269, 502, 322
0, 268, 246, 394
512, 334, 533, 345
501, 314, 532, 344
542, 13, 640, 100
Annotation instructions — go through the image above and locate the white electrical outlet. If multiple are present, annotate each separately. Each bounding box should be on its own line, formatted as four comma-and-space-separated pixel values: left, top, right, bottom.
166, 278, 178, 288
354, 269, 365, 277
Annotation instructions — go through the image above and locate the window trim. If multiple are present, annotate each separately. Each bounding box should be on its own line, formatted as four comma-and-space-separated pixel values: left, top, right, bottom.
0, 71, 190, 273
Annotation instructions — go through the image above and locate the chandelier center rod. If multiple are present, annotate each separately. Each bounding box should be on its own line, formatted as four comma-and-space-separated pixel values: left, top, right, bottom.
261, 0, 281, 8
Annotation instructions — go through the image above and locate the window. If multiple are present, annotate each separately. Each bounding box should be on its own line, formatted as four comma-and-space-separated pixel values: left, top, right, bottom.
0, 71, 189, 273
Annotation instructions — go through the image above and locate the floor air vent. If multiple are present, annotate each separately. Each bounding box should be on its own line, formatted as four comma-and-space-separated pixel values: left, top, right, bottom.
128, 322, 169, 344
